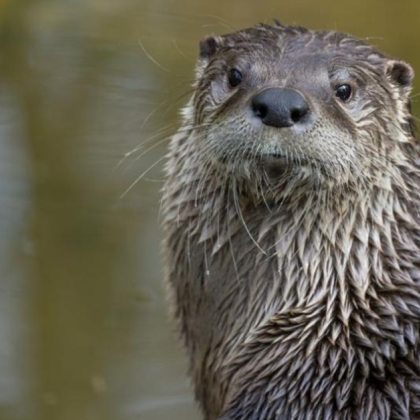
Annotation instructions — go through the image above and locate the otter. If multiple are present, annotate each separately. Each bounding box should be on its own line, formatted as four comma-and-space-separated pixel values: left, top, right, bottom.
162, 22, 420, 420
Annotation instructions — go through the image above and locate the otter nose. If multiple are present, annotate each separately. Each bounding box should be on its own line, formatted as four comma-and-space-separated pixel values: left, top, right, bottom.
251, 88, 310, 128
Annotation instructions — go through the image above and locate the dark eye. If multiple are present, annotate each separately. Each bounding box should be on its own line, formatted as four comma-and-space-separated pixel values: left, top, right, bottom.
335, 84, 352, 102
228, 68, 243, 88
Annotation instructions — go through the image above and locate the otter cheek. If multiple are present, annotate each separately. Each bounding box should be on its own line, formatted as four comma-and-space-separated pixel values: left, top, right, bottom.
211, 80, 228, 103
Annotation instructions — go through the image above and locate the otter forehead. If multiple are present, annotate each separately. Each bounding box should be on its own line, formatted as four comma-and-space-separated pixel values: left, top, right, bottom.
208, 28, 385, 84
239, 53, 363, 97
214, 24, 383, 60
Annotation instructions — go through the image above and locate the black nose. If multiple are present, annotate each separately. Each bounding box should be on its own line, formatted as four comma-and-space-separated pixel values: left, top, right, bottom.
251, 88, 310, 128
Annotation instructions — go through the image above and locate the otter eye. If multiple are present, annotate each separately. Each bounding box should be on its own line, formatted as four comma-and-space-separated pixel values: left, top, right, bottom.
228, 68, 243, 88
335, 84, 352, 102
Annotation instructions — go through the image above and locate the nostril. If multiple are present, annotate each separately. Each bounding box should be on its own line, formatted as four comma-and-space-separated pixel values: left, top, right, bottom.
253, 103, 268, 119
290, 107, 309, 124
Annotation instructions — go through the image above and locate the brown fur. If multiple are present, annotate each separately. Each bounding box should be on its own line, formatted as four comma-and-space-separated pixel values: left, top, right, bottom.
162, 22, 420, 420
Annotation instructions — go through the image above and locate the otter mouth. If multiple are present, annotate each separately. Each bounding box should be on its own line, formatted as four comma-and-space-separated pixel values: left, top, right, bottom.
261, 153, 297, 179
268, 153, 303, 164
260, 152, 311, 179
265, 152, 310, 166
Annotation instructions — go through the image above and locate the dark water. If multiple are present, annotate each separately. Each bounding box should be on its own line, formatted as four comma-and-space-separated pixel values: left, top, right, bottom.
0, 1, 419, 419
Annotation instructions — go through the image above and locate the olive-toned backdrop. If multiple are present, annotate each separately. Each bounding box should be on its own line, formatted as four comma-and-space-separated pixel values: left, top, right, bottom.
0, 1, 419, 419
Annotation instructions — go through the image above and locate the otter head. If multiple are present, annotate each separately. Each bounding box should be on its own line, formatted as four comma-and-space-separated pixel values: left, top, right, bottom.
187, 23, 416, 199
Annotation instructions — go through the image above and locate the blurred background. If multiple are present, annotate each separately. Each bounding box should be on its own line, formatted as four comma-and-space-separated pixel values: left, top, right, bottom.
0, 0, 419, 419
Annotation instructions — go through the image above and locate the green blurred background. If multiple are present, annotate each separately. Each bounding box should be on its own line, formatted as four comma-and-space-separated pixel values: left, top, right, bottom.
0, 1, 419, 419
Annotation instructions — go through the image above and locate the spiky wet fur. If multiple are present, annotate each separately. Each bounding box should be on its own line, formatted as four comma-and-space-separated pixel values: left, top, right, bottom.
162, 23, 420, 420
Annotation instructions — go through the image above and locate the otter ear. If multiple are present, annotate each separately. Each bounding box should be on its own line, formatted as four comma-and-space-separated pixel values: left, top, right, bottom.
386, 60, 414, 90
386, 60, 417, 138
199, 36, 223, 60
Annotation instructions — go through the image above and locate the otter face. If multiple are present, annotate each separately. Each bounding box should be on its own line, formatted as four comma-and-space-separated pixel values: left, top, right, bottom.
189, 23, 415, 191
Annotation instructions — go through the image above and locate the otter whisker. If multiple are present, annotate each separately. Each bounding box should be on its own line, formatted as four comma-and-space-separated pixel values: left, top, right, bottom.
120, 154, 167, 198
138, 38, 170, 73
231, 176, 267, 255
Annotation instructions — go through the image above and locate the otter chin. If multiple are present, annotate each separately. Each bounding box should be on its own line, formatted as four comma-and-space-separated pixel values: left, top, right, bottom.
162, 21, 420, 420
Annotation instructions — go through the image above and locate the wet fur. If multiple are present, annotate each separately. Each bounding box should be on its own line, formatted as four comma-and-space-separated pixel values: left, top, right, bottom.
162, 22, 420, 420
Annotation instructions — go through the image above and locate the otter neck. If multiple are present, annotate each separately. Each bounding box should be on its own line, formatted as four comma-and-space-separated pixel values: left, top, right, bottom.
234, 176, 420, 310
183, 165, 420, 341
